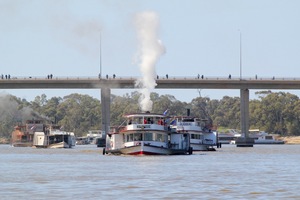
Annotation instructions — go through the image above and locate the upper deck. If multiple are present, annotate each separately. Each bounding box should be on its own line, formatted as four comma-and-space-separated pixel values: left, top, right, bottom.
170, 117, 206, 132
111, 113, 170, 133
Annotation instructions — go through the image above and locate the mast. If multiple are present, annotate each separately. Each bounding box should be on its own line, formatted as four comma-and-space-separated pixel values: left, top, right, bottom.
99, 31, 102, 78
239, 31, 242, 80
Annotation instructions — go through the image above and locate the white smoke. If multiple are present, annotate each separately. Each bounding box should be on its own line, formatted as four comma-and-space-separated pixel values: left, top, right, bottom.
134, 11, 165, 112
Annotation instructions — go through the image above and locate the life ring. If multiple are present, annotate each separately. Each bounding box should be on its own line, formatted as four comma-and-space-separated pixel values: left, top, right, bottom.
135, 142, 140, 146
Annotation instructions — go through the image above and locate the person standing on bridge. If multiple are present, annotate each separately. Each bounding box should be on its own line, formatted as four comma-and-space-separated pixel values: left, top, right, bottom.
228, 74, 231, 79
106, 74, 108, 79
166, 74, 168, 79
113, 74, 116, 79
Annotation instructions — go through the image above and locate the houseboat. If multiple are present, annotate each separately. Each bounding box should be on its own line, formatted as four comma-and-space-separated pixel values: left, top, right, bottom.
249, 129, 284, 144
11, 120, 46, 147
33, 124, 76, 148
169, 114, 218, 151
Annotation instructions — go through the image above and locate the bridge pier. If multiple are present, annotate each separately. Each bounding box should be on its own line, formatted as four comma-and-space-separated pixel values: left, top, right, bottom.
236, 88, 254, 147
101, 87, 111, 139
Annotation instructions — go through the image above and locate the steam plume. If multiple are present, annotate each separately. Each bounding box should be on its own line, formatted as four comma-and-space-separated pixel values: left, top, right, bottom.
134, 11, 165, 112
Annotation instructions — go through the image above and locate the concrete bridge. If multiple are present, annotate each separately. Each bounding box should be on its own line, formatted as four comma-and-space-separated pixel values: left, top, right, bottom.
2, 75, 300, 146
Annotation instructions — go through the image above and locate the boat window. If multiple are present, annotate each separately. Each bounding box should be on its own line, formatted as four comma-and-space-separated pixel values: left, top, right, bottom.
155, 133, 161, 141
155, 133, 167, 142
132, 118, 139, 124
183, 118, 194, 122
126, 134, 133, 142
144, 132, 153, 141
134, 133, 142, 141
154, 117, 164, 125
191, 134, 201, 139
147, 118, 153, 124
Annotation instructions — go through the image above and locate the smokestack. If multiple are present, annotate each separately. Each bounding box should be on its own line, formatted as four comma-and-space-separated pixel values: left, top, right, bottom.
187, 109, 190, 116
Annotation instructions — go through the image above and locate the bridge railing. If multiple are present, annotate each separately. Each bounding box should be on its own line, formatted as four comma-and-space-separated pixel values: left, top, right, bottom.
2, 75, 300, 81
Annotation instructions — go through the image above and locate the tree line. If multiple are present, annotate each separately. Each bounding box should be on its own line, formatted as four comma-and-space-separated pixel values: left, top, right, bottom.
0, 90, 300, 140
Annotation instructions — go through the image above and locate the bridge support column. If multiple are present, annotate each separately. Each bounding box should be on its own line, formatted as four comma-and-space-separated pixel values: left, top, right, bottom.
101, 87, 111, 138
236, 88, 254, 147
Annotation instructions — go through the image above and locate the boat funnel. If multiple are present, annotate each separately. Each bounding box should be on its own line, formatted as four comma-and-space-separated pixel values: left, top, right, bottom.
187, 109, 190, 116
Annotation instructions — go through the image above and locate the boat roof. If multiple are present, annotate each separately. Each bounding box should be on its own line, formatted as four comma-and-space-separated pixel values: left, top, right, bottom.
124, 113, 168, 118
249, 129, 260, 132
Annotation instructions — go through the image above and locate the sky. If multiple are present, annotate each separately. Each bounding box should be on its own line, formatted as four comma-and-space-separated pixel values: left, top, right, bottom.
1, 0, 300, 102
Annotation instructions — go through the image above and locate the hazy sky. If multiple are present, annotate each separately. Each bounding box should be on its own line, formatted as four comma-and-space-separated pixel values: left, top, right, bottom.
1, 0, 300, 102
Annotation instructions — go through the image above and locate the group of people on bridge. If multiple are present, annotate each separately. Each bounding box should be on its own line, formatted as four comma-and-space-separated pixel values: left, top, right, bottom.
99, 74, 116, 79
1, 74, 10, 79
47, 74, 53, 79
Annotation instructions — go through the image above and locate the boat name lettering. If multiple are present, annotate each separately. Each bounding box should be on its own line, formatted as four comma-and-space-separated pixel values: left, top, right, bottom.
137, 125, 151, 129
178, 122, 192, 126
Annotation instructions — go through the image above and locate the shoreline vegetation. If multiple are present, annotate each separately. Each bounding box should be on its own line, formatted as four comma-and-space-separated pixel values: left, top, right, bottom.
2, 92, 300, 140
1, 136, 300, 145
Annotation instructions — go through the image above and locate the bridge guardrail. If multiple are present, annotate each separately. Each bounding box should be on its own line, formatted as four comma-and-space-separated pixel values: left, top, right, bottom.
1, 76, 300, 81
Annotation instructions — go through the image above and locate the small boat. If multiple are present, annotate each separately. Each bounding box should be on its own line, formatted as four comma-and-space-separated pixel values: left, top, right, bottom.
169, 115, 218, 151
254, 132, 285, 144
33, 124, 76, 148
232, 129, 285, 145
104, 112, 192, 155
248, 129, 284, 144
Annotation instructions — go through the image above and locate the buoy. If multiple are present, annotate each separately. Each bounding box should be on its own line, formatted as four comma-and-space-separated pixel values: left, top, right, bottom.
102, 148, 106, 155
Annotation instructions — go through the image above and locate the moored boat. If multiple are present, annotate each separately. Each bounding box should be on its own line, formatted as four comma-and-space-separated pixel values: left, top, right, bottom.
33, 124, 76, 148
231, 129, 285, 145
11, 120, 46, 147
169, 115, 218, 151
254, 132, 285, 144
104, 112, 192, 155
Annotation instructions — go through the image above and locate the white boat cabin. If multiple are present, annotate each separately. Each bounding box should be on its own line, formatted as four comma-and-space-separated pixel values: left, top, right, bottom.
105, 113, 191, 155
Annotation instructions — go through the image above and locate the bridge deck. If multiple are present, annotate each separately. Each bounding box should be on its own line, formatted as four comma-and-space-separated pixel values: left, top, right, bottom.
1, 76, 300, 89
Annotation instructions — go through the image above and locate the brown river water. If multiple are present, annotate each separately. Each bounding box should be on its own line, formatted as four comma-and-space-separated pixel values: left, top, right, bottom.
1, 144, 300, 199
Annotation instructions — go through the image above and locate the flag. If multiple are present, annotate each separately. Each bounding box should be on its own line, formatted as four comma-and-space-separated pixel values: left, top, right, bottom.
170, 119, 176, 125
163, 109, 169, 115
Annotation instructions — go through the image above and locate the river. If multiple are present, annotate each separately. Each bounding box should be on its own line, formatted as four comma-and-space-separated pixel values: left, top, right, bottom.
0, 144, 300, 199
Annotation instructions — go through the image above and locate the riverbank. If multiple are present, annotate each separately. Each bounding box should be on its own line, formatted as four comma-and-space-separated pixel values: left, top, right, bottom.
279, 136, 300, 144
0, 138, 9, 144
